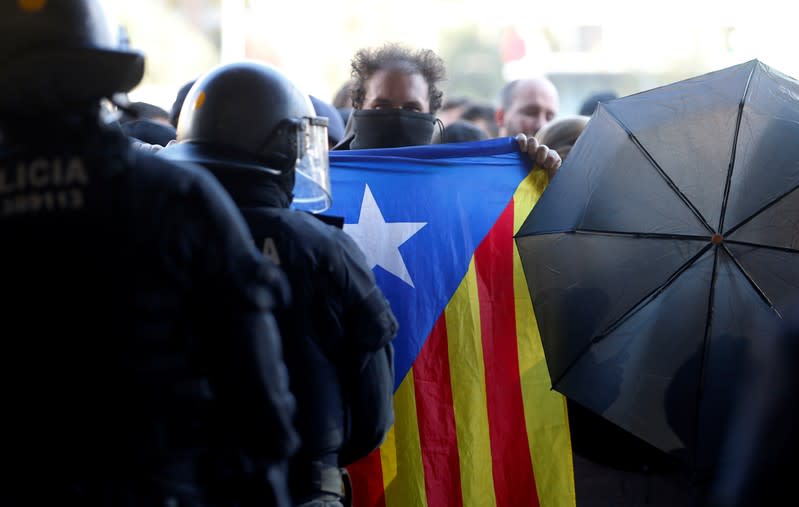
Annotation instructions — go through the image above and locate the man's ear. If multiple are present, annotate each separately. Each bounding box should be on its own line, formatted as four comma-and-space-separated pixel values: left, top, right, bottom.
495, 108, 505, 128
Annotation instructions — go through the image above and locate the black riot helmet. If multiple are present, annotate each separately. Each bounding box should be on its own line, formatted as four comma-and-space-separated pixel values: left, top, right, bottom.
0, 0, 144, 115
167, 61, 331, 213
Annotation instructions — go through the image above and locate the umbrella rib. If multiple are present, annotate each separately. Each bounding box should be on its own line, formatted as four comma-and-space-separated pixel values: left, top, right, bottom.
722, 243, 782, 317
726, 239, 799, 255
602, 108, 715, 235
575, 229, 711, 241
693, 244, 721, 470
552, 243, 714, 387
719, 64, 757, 234
516, 229, 713, 241
723, 181, 799, 237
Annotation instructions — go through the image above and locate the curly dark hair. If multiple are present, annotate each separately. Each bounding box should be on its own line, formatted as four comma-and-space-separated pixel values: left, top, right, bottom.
350, 43, 446, 114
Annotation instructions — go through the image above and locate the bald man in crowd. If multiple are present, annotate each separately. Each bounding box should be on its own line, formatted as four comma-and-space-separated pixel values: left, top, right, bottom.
495, 76, 560, 137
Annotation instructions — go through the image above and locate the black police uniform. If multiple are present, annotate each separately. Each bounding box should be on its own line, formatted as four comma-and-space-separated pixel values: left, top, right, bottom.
0, 117, 299, 507
0, 1, 298, 505
208, 171, 396, 507
158, 60, 398, 507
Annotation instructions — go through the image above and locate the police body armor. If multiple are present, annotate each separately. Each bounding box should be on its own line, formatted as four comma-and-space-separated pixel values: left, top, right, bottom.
1, 117, 298, 507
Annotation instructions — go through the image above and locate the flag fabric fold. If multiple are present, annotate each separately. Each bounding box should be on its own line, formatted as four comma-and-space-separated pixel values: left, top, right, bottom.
328, 138, 575, 507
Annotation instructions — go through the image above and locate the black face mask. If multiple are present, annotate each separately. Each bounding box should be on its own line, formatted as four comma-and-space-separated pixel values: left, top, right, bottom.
350, 109, 436, 149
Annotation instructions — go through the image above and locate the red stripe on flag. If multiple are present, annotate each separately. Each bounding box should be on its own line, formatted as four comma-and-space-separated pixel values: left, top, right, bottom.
348, 449, 386, 507
474, 200, 540, 507
413, 315, 463, 507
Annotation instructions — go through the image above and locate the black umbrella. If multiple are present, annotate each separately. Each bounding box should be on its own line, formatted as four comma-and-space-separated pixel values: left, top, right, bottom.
515, 59, 799, 474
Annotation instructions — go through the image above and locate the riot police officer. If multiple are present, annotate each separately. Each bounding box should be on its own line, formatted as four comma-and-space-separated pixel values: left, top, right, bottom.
0, 2, 297, 506
160, 61, 398, 507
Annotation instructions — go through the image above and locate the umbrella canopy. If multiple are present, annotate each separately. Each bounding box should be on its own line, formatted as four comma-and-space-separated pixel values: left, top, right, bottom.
515, 59, 799, 474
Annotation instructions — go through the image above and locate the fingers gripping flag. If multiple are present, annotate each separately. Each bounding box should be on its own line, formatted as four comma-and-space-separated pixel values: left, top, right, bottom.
328, 138, 575, 507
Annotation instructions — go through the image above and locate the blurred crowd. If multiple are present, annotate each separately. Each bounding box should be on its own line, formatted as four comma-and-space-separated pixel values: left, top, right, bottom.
123, 44, 614, 159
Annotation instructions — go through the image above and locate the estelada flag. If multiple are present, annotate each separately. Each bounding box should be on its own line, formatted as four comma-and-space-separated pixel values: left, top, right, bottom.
327, 138, 575, 507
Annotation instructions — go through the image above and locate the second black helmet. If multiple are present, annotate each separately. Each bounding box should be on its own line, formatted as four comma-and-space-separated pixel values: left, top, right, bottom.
168, 61, 331, 212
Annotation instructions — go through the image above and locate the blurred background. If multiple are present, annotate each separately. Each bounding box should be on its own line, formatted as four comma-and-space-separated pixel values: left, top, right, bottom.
101, 0, 799, 116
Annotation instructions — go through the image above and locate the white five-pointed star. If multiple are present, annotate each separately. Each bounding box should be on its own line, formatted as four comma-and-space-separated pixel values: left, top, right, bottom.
344, 184, 427, 288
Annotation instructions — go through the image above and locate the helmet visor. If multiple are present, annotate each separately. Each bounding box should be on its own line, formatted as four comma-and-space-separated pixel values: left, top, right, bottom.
292, 116, 331, 213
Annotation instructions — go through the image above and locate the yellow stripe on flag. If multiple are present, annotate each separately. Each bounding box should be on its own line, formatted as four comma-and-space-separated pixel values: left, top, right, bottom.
383, 372, 428, 507
513, 169, 576, 507
446, 259, 497, 507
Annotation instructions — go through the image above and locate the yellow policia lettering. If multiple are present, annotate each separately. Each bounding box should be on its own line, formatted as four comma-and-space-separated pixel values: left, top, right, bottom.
0, 157, 89, 216
0, 157, 88, 194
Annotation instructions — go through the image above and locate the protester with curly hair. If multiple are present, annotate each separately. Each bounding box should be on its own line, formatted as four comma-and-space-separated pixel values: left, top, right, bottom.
335, 42, 446, 150
334, 43, 561, 174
